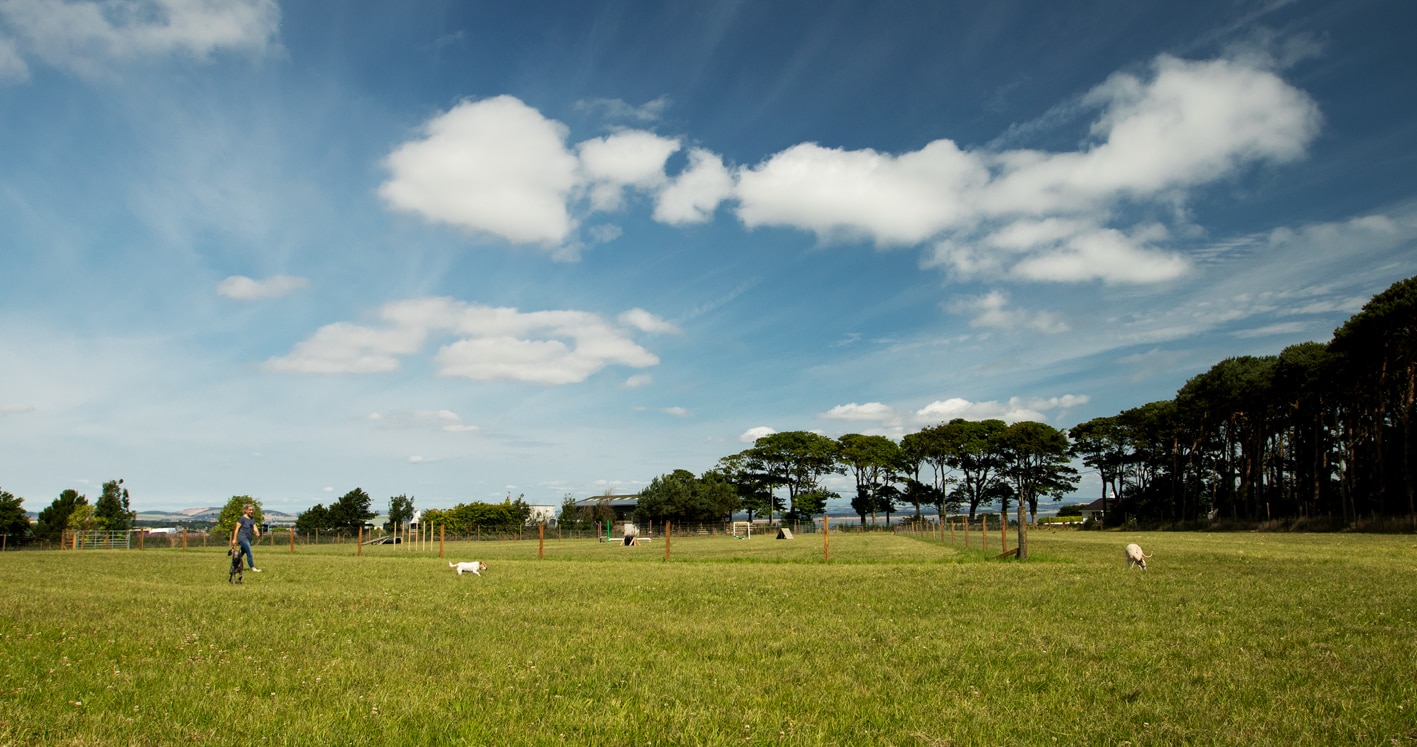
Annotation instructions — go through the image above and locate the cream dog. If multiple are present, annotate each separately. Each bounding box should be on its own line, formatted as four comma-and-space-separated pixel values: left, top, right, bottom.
450, 560, 488, 576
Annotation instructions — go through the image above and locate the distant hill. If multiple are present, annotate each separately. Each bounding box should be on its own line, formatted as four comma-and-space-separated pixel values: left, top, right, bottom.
18, 507, 296, 525
134, 507, 297, 525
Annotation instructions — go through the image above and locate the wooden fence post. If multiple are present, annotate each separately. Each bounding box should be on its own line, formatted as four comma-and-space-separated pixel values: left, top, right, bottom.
290, 528, 295, 554
357, 526, 363, 556
539, 522, 544, 559
823, 516, 830, 563
181, 528, 187, 550
1000, 512, 1007, 554
664, 520, 671, 561
982, 515, 988, 551
1016, 499, 1028, 561
963, 518, 969, 549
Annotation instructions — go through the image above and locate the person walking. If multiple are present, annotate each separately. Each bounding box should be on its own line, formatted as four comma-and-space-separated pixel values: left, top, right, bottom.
232, 503, 262, 573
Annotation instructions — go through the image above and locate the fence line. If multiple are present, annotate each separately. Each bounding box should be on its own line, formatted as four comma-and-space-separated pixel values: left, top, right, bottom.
4, 511, 1413, 552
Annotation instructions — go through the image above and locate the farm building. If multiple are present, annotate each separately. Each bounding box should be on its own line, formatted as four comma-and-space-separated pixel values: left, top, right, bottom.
1080, 497, 1108, 523
572, 495, 638, 521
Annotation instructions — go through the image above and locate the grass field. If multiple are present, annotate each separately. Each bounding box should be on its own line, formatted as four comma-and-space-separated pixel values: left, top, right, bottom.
1, 530, 1414, 746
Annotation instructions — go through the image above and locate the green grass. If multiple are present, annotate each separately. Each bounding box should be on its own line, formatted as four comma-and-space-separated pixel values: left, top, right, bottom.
1, 531, 1414, 745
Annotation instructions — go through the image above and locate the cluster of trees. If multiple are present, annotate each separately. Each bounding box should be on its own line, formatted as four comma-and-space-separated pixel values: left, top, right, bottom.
1, 480, 133, 542
634, 421, 1080, 529
0, 488, 31, 538
422, 496, 531, 534
1070, 276, 1417, 526
294, 489, 376, 533
630, 469, 741, 525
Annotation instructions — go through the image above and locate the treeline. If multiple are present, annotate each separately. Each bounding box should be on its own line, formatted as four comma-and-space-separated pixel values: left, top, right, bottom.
296, 490, 536, 535
293, 488, 377, 533
0, 480, 132, 542
628, 421, 1079, 528
633, 275, 1417, 529
1072, 275, 1417, 526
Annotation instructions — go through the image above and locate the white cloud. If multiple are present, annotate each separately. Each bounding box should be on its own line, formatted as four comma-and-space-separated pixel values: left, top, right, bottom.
1, 404, 35, 415
617, 308, 681, 334
739, 426, 776, 443
379, 96, 708, 252
661, 406, 690, 417
914, 394, 1087, 424
979, 56, 1318, 217
577, 130, 680, 211
367, 409, 476, 433
733, 53, 1316, 285
264, 321, 427, 374
1009, 227, 1189, 284
950, 291, 1069, 334
735, 140, 987, 245
652, 148, 735, 225
379, 96, 580, 247
217, 274, 309, 301
375, 54, 1320, 288
820, 402, 896, 422
0, 0, 280, 79
266, 297, 674, 385
624, 374, 653, 389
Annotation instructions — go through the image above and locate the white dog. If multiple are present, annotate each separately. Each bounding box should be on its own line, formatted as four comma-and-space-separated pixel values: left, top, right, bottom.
1124, 543, 1152, 570
450, 560, 488, 576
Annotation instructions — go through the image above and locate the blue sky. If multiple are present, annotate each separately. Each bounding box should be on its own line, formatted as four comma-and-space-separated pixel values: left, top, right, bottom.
1, 0, 1415, 514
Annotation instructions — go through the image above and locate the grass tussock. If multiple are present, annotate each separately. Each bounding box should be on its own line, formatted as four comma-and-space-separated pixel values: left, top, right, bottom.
1, 531, 1415, 745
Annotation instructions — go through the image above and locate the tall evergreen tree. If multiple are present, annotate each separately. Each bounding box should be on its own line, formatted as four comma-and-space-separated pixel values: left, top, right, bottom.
94, 479, 133, 531
35, 489, 86, 543
0, 489, 31, 540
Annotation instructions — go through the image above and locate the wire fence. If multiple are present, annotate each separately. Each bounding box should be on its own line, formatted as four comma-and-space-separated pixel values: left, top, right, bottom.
7, 511, 1407, 553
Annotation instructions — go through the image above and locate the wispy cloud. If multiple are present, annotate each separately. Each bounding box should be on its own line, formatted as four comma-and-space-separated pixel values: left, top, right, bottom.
367, 409, 478, 433
0, 0, 280, 81
820, 402, 896, 422
266, 297, 678, 385
217, 275, 309, 301
949, 290, 1069, 334
574, 95, 671, 124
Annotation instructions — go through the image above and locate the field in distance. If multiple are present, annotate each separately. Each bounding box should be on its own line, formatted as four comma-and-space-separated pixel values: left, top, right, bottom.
1, 531, 1413, 745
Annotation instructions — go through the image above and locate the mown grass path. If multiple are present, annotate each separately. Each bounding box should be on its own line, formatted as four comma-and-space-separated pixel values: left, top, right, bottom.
2, 531, 1413, 745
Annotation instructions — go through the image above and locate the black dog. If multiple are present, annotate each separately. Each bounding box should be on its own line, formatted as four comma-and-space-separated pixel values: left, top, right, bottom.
228, 547, 244, 584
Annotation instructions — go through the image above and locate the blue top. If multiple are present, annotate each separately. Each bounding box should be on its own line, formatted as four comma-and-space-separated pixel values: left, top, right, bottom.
237, 515, 256, 542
